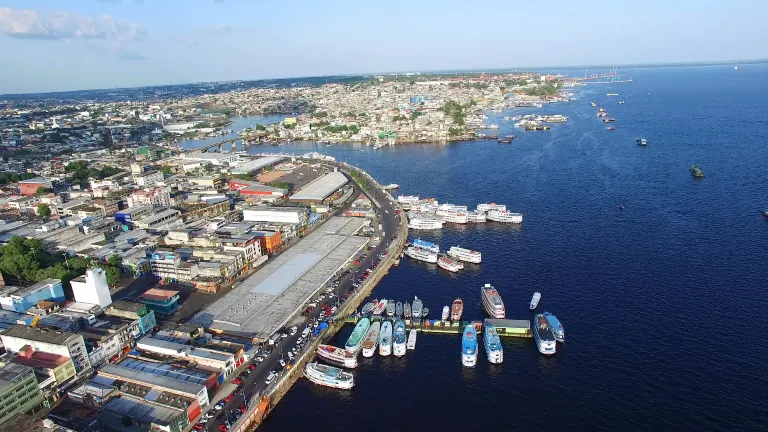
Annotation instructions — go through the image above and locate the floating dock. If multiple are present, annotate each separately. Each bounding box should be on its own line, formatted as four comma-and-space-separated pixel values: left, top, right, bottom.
484, 318, 532, 338
345, 316, 532, 338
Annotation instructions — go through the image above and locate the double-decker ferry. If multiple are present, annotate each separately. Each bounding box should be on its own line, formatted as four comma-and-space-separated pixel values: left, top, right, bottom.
413, 238, 439, 254
483, 322, 503, 364
466, 211, 487, 223
362, 321, 381, 358
533, 313, 557, 355
481, 284, 505, 318
316, 344, 358, 368
447, 246, 482, 263
436, 210, 468, 224
408, 218, 444, 230
379, 321, 393, 356
477, 203, 507, 213
461, 324, 478, 367
404, 246, 438, 263
487, 210, 523, 223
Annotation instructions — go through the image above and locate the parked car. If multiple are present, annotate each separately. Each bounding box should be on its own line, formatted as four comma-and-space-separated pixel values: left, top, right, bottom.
225, 393, 235, 402
265, 372, 277, 385
232, 377, 242, 385
289, 326, 298, 336
214, 402, 225, 411
279, 359, 286, 368
193, 424, 204, 431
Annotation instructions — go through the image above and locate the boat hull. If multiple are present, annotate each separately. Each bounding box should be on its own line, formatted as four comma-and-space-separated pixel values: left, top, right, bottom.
316, 345, 358, 369
462, 352, 478, 367
393, 342, 406, 357
447, 250, 482, 264
481, 289, 505, 319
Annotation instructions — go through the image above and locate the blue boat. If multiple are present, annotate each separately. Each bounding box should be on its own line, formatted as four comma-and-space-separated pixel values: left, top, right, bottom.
483, 321, 503, 364
393, 319, 407, 357
461, 324, 478, 367
413, 238, 440, 254
543, 312, 564, 342
533, 314, 557, 355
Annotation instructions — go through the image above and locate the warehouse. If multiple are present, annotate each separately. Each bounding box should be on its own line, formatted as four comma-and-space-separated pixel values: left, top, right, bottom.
242, 206, 308, 225
230, 156, 283, 175
288, 171, 348, 204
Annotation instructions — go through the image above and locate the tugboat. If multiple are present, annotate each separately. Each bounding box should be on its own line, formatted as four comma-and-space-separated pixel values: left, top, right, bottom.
690, 165, 705, 178
636, 137, 648, 146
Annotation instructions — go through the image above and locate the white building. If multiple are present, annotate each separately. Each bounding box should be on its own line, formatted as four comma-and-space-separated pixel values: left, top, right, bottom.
242, 207, 308, 225
70, 268, 113, 309
127, 187, 171, 208
134, 170, 164, 187
134, 209, 182, 230
0, 325, 91, 373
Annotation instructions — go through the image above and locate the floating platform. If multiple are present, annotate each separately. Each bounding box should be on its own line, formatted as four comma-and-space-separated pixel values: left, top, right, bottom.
345, 316, 531, 337
484, 319, 532, 338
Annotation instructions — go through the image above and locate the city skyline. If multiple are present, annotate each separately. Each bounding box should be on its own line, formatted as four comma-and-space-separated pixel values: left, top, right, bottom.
1, 0, 767, 94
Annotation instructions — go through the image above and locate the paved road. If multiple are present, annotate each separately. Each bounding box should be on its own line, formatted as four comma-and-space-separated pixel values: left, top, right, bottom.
203, 165, 400, 432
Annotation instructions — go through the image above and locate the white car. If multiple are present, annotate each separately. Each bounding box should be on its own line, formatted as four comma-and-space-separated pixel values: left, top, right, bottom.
214, 402, 225, 411
287, 352, 294, 361
265, 372, 277, 385
279, 359, 286, 367
289, 326, 298, 336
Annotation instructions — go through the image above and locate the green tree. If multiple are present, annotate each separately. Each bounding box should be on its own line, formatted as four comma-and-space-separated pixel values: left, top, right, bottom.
105, 266, 121, 287
161, 165, 173, 175
410, 111, 423, 121
35, 187, 54, 196
37, 204, 51, 220
107, 254, 122, 268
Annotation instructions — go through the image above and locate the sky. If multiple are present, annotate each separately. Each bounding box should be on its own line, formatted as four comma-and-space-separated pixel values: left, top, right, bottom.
0, 0, 766, 94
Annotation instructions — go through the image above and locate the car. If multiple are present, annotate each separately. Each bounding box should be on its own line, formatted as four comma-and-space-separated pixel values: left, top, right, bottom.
328, 293, 336, 299
331, 306, 337, 313
280, 333, 288, 339
289, 326, 298, 336
214, 402, 225, 411
204, 412, 215, 420
296, 337, 303, 344
265, 372, 277, 385
382, 251, 388, 256
219, 424, 229, 432
279, 359, 286, 367
225, 393, 235, 402
354, 260, 361, 265
232, 377, 242, 385
193, 424, 204, 431
238, 404, 247, 413
197, 418, 208, 425
287, 352, 294, 360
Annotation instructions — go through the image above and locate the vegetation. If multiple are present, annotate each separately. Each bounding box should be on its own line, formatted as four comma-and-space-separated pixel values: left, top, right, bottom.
267, 180, 290, 191
322, 124, 358, 134
392, 115, 407, 122
349, 169, 371, 193
448, 127, 463, 137
410, 111, 423, 121
440, 100, 466, 126
35, 187, 54, 196
283, 122, 297, 129
312, 111, 328, 118
231, 174, 254, 181
65, 161, 122, 186
0, 172, 36, 185
311, 121, 330, 129
254, 124, 267, 131
37, 204, 51, 220
161, 165, 174, 175
519, 82, 560, 96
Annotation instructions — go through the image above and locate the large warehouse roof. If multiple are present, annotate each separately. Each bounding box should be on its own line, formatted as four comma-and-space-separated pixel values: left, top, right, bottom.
193, 217, 368, 339
231, 156, 283, 175
289, 171, 348, 201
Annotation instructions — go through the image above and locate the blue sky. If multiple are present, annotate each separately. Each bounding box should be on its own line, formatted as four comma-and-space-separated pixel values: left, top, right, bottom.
0, 0, 766, 94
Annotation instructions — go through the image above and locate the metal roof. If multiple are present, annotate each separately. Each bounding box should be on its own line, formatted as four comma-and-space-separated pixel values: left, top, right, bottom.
289, 171, 348, 201
99, 364, 204, 396
231, 156, 283, 174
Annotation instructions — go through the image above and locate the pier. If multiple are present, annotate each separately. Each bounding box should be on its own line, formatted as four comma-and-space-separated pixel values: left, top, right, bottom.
344, 315, 532, 337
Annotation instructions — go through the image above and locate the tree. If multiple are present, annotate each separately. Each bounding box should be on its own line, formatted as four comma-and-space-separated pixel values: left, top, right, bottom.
37, 204, 51, 220
105, 266, 121, 287
107, 254, 122, 268
35, 187, 54, 196
161, 165, 173, 175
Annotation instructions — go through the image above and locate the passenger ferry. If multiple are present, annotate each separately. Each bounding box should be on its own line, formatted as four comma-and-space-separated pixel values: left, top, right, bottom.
487, 210, 523, 224
481, 284, 506, 319
447, 246, 482, 264
372, 299, 388, 315
397, 195, 420, 204
533, 314, 557, 355
362, 321, 381, 358
483, 322, 504, 364
379, 321, 393, 356
530, 291, 541, 310
407, 329, 417, 350
437, 256, 464, 272
461, 324, 478, 367
477, 203, 507, 213
316, 344, 358, 369
344, 317, 371, 355
451, 298, 464, 321
413, 238, 440, 254
393, 320, 407, 356
543, 312, 564, 342
382, 184, 399, 190
466, 211, 487, 223
408, 218, 444, 230
304, 362, 355, 390
436, 210, 468, 224
404, 246, 438, 263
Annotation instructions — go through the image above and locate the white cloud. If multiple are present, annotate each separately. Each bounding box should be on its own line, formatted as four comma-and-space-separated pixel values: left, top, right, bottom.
0, 7, 145, 42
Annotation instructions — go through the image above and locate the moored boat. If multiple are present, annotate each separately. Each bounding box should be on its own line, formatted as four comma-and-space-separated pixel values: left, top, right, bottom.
530, 291, 541, 310
407, 329, 417, 350
533, 313, 557, 355
461, 324, 478, 367
422, 307, 430, 318
413, 238, 440, 253
395, 301, 403, 318
386, 300, 395, 317
487, 210, 523, 223
543, 312, 564, 342
393, 320, 407, 357
483, 321, 503, 364
404, 246, 438, 263
362, 321, 381, 358
344, 317, 371, 355
372, 299, 388, 315
382, 183, 399, 190
466, 211, 487, 223
304, 362, 354, 390
481, 283, 505, 318
437, 256, 464, 272
477, 203, 507, 213
379, 320, 393, 356
361, 301, 374, 316
404, 302, 412, 319
408, 218, 443, 230
451, 298, 464, 321
447, 246, 482, 264
412, 296, 423, 319
441, 306, 450, 321
316, 344, 358, 368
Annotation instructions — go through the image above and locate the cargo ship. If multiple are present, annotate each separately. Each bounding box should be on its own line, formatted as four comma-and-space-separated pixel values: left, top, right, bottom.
481, 284, 505, 318
461, 324, 478, 367
304, 362, 354, 390
404, 246, 438, 263
344, 317, 371, 355
543, 312, 564, 342
379, 320, 393, 356
362, 321, 381, 358
393, 320, 407, 357
487, 210, 523, 224
447, 246, 482, 264
437, 256, 464, 272
533, 314, 557, 355
316, 345, 358, 369
413, 238, 440, 254
483, 322, 503, 364
690, 165, 705, 178
451, 298, 464, 321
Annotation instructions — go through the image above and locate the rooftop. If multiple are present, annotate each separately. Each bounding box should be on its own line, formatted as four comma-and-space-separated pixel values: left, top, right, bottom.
118, 358, 213, 386
103, 393, 185, 426
139, 288, 179, 302
99, 363, 205, 396
0, 362, 34, 387
0, 279, 61, 299
289, 171, 348, 201
107, 300, 146, 313
135, 208, 180, 225
115, 204, 154, 216
231, 156, 283, 174
12, 349, 70, 370
1, 324, 78, 345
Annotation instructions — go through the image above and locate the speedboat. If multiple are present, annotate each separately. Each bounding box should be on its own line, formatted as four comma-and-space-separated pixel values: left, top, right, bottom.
532, 314, 557, 355
441, 306, 450, 321
451, 298, 464, 321
530, 292, 541, 310
461, 324, 478, 367
379, 321, 393, 356
543, 312, 564, 342
422, 307, 430, 318
437, 256, 464, 272
407, 329, 417, 350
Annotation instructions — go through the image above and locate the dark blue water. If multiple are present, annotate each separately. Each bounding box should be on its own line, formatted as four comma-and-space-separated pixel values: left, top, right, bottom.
253, 66, 768, 431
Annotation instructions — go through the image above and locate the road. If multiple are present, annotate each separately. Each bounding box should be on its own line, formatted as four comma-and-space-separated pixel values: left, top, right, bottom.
203, 163, 400, 432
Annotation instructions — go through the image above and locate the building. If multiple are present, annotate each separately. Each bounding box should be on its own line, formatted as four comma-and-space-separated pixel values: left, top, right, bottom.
133, 170, 163, 187
70, 268, 112, 309
0, 325, 91, 373
117, 357, 220, 394
10, 345, 77, 386
0, 279, 65, 313
229, 180, 287, 199
138, 288, 180, 316
220, 233, 263, 266
186, 177, 223, 189
230, 156, 283, 175
0, 362, 44, 424
251, 230, 283, 255
134, 208, 183, 230
136, 336, 235, 377
127, 187, 171, 208
103, 301, 157, 336
149, 250, 199, 284
114, 204, 154, 225
179, 199, 229, 223
18, 178, 53, 197
288, 171, 348, 203
90, 199, 119, 217
242, 206, 309, 225
80, 319, 135, 367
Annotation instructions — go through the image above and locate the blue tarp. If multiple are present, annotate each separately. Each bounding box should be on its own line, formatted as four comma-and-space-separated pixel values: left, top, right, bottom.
313, 322, 329, 336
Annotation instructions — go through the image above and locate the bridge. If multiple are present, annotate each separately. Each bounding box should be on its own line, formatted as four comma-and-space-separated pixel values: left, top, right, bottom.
183, 135, 269, 154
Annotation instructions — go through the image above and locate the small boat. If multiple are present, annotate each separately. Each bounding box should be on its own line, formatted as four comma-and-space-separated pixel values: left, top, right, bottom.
422, 307, 430, 318
618, 100, 625, 104
636, 137, 648, 146
451, 298, 464, 321
386, 300, 395, 317
395, 301, 403, 318
304, 362, 355, 389
362, 321, 381, 358
344, 317, 371, 355
530, 292, 541, 310
361, 301, 375, 316
379, 321, 393, 356
412, 296, 423, 319
543, 312, 564, 342
393, 320, 407, 356
372, 299, 388, 315
606, 126, 615, 131
441, 306, 450, 321
394, 259, 400, 267
763, 210, 768, 218
437, 256, 464, 272
690, 165, 705, 178
316, 344, 358, 369
407, 329, 417, 350
461, 324, 478, 367
533, 314, 557, 355
404, 302, 412, 319
607, 93, 619, 96
483, 321, 503, 364
382, 184, 399, 190
591, 102, 597, 107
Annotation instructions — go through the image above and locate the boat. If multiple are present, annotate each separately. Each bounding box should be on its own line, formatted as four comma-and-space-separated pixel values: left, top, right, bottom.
606, 127, 615, 131
447, 246, 482, 264
393, 320, 407, 356
412, 296, 423, 319
316, 345, 358, 368
543, 312, 564, 342
379, 321, 393, 356
763, 210, 768, 218
461, 324, 478, 367
386, 300, 395, 317
382, 184, 399, 190
362, 321, 381, 358
501, 135, 515, 143
483, 322, 503, 364
487, 210, 523, 224
437, 256, 464, 272
361, 300, 375, 316
636, 137, 648, 146
408, 218, 444, 230
394, 259, 400, 267
404, 246, 438, 263
407, 329, 417, 350
422, 307, 430, 318
404, 302, 412, 319
466, 211, 487, 223
413, 238, 440, 254
619, 100, 625, 104
530, 292, 541, 310
690, 165, 705, 178
395, 301, 403, 318
481, 284, 505, 318
397, 195, 420, 204
344, 317, 371, 355
436, 210, 468, 224
451, 298, 464, 321
305, 362, 354, 390
477, 203, 507, 213
533, 314, 557, 355
607, 93, 619, 96
441, 306, 450, 321
591, 102, 597, 107
372, 299, 388, 315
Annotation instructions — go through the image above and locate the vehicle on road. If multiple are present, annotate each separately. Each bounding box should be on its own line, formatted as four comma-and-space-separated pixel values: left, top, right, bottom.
232, 377, 242, 385
266, 372, 277, 385
225, 393, 234, 402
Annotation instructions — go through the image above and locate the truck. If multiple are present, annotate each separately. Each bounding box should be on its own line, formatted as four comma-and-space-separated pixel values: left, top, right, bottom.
268, 335, 278, 346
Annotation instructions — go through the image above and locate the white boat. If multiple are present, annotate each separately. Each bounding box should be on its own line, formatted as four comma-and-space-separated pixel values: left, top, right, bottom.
344, 317, 371, 355
607, 93, 619, 96
362, 321, 381, 358
393, 320, 407, 356
483, 321, 503, 364
530, 292, 541, 310
316, 345, 358, 369
533, 314, 557, 355
382, 184, 399, 190
386, 300, 395, 317
404, 246, 438, 263
407, 329, 417, 350
408, 218, 444, 230
372, 299, 388, 315
437, 256, 463, 272
543, 312, 564, 343
379, 320, 393, 356
412, 238, 439, 254
477, 203, 507, 213
397, 195, 420, 203
441, 306, 450, 321
412, 296, 423, 319
487, 210, 523, 223
461, 324, 478, 367
481, 283, 505, 319
304, 362, 355, 390
447, 246, 482, 264
436, 210, 468, 224
438, 203, 468, 212
466, 211, 487, 223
